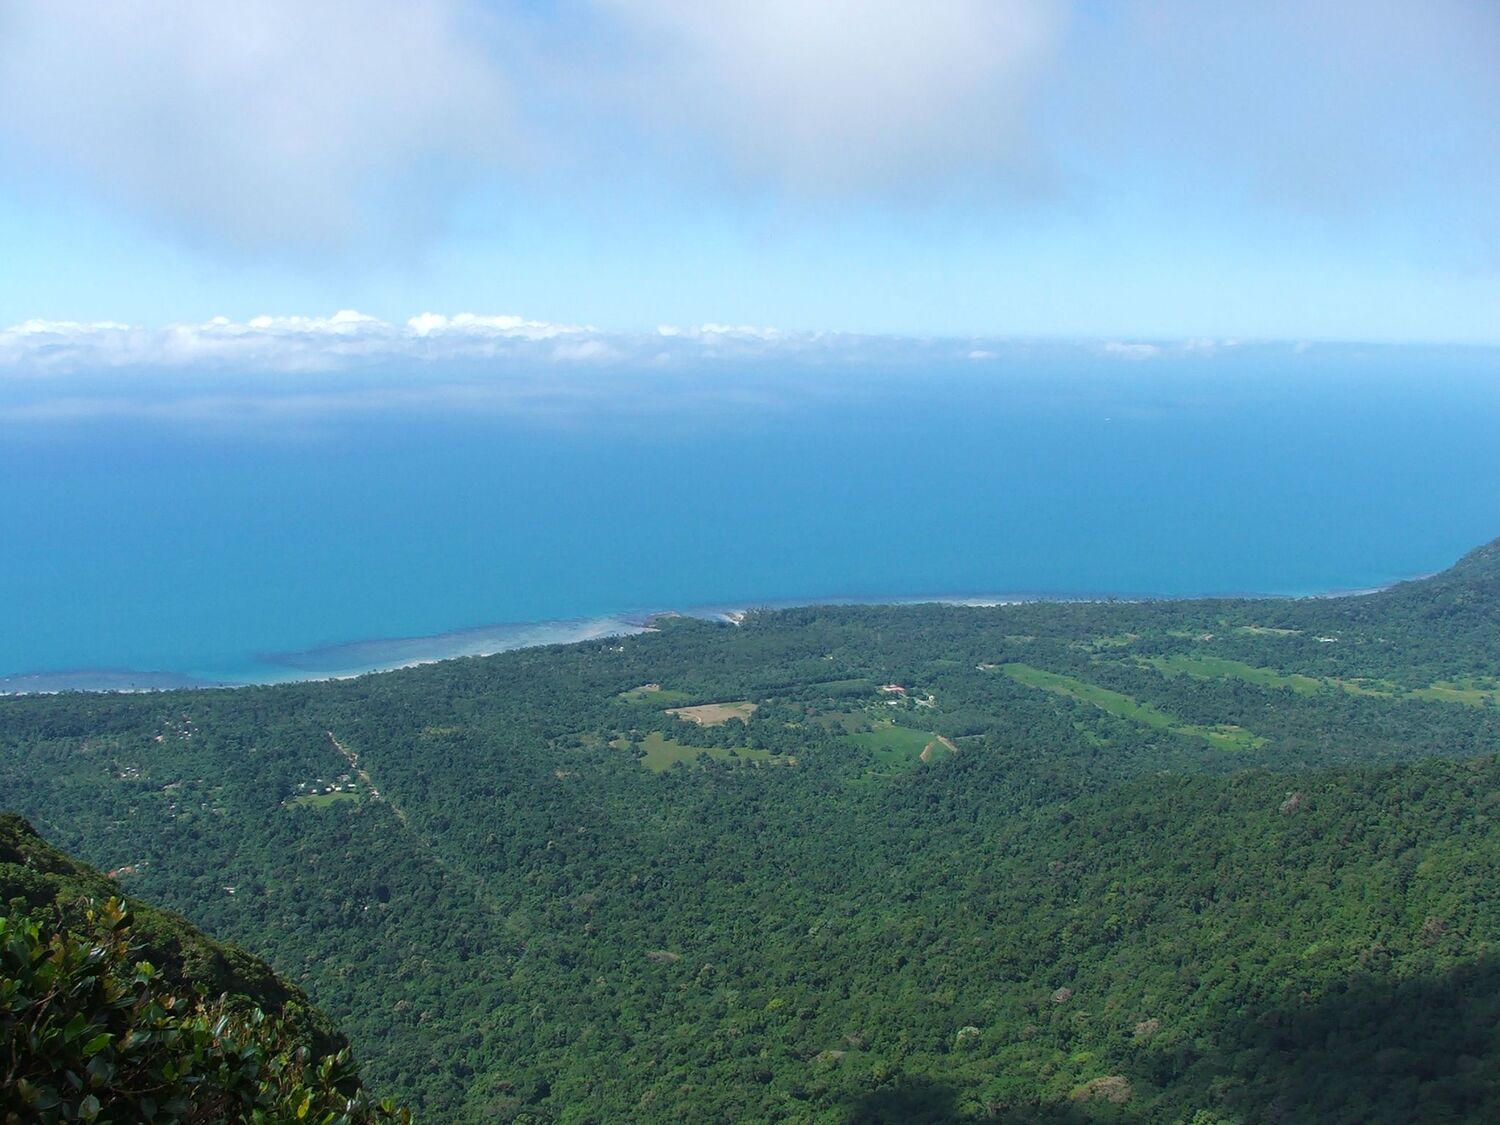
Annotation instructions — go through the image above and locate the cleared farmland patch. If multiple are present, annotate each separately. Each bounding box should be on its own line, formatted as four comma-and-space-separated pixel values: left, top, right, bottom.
667, 700, 758, 726
611, 731, 786, 772
844, 722, 949, 767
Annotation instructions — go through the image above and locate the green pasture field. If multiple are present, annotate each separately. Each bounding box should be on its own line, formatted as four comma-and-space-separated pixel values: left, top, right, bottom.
1147, 654, 1499, 708
844, 722, 944, 766
1146, 654, 1326, 695
999, 663, 1263, 751
617, 684, 694, 705
289, 791, 360, 809
612, 731, 785, 772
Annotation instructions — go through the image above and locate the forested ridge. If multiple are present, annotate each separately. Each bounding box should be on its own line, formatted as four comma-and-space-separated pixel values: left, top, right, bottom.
4, 538, 1500, 1121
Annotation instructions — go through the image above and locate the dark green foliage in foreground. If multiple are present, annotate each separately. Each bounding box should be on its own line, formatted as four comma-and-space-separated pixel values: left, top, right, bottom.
0, 904, 408, 1125
0, 812, 340, 1055
0, 821, 408, 1123
3, 538, 1500, 1121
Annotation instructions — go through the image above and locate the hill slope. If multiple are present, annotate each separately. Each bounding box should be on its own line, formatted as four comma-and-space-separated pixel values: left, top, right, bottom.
3, 536, 1500, 1119
0, 812, 340, 1053
0, 815, 407, 1122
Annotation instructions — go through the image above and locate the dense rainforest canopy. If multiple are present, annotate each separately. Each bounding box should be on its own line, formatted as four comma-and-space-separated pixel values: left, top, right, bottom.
4, 538, 1500, 1121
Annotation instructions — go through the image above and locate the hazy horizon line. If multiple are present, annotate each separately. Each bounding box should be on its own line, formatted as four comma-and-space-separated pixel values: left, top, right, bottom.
4, 310, 1498, 378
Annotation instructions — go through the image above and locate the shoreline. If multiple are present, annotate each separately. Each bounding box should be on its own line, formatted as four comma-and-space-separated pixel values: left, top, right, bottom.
0, 580, 1399, 697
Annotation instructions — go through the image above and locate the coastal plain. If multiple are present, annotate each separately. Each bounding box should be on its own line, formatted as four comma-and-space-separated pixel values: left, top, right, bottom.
3, 538, 1500, 1120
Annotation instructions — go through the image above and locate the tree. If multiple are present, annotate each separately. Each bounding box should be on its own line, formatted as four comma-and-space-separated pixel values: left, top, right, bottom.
0, 899, 411, 1125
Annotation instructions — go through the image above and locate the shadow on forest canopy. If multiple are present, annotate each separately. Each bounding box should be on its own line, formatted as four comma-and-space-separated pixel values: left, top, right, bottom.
845, 957, 1500, 1123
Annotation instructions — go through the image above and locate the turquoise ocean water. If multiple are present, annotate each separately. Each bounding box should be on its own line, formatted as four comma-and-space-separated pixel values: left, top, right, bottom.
3, 346, 1499, 688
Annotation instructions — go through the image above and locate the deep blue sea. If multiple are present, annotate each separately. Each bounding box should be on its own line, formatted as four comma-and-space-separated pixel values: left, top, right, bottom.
3, 344, 1499, 688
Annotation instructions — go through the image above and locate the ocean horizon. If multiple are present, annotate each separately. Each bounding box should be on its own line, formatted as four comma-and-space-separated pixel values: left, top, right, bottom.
5, 344, 1499, 692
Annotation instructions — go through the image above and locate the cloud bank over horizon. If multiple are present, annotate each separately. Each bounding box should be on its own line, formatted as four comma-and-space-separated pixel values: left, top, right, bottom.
0, 309, 1312, 377
2, 310, 1493, 430
0, 311, 796, 375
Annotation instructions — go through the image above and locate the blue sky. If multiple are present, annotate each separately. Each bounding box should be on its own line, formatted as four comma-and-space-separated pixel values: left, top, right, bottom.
0, 0, 1496, 347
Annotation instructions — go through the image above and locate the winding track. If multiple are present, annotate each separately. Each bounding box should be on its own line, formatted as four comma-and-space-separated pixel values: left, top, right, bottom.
326, 730, 407, 825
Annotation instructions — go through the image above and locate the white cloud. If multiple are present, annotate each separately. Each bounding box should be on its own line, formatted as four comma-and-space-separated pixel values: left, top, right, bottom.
0, 0, 512, 248
407, 313, 591, 340
657, 323, 783, 341
0, 310, 924, 373
0, 320, 149, 370
0, 311, 731, 373
1101, 342, 1162, 360
1, 312, 1309, 377
241, 311, 389, 335
590, 0, 1068, 196
4, 318, 134, 336
0, 326, 1435, 428
550, 339, 616, 363
1063, 1, 1500, 227
1, 0, 1492, 270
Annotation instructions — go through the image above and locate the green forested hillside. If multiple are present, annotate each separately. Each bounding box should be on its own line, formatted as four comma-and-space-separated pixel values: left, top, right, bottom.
3, 540, 1500, 1121
0, 815, 407, 1122
0, 812, 341, 1052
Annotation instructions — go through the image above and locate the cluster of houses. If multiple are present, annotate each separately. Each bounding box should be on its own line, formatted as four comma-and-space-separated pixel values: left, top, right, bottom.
290, 772, 358, 799
879, 683, 937, 708
151, 715, 199, 744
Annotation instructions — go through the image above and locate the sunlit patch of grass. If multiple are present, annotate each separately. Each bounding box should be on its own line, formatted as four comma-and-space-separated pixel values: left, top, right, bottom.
1146, 655, 1326, 696
1000, 663, 1264, 751
611, 731, 786, 772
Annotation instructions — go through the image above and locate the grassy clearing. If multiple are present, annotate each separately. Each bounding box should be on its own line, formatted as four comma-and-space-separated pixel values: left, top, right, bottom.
811, 710, 873, 734
919, 735, 958, 764
1235, 625, 1302, 637
999, 663, 1263, 751
611, 731, 786, 772
1078, 632, 1140, 650
803, 678, 877, 694
1334, 678, 1396, 697
618, 684, 693, 705
844, 723, 942, 766
1149, 655, 1499, 709
290, 791, 360, 809
667, 701, 758, 726
1410, 680, 1500, 707
1146, 655, 1326, 696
